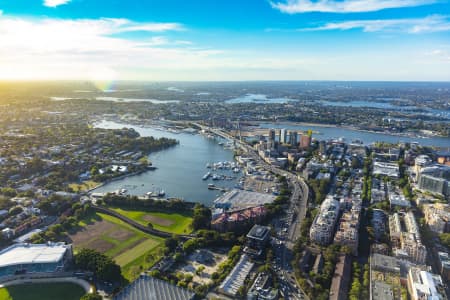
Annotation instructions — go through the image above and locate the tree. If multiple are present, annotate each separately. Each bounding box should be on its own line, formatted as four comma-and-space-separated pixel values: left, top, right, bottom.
191, 204, 211, 230
74, 248, 122, 282
9, 206, 23, 216
439, 233, 450, 248
165, 235, 179, 252
80, 293, 102, 300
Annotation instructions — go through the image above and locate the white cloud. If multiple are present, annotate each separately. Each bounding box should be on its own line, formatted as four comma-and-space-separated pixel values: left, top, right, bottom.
298, 15, 450, 33
270, 0, 437, 13
44, 0, 71, 8
0, 16, 222, 80
427, 49, 450, 61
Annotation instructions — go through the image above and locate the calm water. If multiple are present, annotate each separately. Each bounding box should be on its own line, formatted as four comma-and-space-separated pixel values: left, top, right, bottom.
317, 100, 450, 120
51, 96, 179, 104
93, 121, 239, 205
226, 94, 296, 104
259, 123, 450, 148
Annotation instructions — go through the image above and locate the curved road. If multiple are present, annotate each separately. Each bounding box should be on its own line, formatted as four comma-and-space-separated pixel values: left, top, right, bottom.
92, 205, 194, 240
195, 124, 309, 300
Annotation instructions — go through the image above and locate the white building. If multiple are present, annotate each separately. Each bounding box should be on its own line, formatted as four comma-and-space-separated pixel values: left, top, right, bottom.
310, 196, 340, 245
407, 267, 445, 300
0, 242, 72, 277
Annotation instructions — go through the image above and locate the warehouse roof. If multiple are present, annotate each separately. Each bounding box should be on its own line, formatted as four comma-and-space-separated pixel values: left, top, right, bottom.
0, 243, 69, 268
114, 275, 194, 300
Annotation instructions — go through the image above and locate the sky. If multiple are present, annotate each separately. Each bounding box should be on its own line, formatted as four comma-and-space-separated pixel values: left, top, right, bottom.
0, 0, 449, 81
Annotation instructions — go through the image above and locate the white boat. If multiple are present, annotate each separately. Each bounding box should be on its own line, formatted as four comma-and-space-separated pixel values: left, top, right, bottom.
202, 172, 211, 180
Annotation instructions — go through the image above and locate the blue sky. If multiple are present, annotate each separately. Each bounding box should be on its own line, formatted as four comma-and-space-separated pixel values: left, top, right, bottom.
0, 0, 449, 80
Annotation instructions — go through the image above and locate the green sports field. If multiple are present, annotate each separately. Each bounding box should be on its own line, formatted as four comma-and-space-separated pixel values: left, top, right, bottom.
69, 212, 164, 280
110, 207, 193, 234
0, 283, 85, 300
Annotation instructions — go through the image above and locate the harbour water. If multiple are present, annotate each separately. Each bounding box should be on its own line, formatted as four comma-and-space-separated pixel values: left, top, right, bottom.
258, 123, 450, 148
93, 119, 449, 206
93, 120, 240, 205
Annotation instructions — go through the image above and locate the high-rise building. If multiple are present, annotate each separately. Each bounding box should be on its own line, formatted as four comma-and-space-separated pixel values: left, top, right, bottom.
280, 128, 287, 144
300, 134, 311, 148
268, 129, 276, 150
289, 131, 298, 146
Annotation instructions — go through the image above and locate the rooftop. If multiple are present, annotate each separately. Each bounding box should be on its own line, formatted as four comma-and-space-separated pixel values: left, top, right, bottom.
114, 274, 194, 300
0, 243, 69, 268
214, 189, 275, 210
372, 281, 394, 300
247, 225, 270, 241
371, 254, 401, 274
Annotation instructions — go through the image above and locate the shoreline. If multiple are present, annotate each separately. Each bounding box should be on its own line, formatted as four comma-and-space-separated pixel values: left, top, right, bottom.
251, 120, 449, 141
85, 168, 156, 194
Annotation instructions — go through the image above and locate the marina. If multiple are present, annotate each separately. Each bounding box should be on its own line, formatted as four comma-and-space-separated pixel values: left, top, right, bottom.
92, 120, 241, 205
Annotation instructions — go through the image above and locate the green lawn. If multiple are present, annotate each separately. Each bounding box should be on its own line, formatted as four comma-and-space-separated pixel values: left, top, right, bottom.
72, 212, 164, 281
110, 207, 193, 234
0, 283, 85, 300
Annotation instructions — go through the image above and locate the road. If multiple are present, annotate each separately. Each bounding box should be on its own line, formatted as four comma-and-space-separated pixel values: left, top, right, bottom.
195, 124, 309, 300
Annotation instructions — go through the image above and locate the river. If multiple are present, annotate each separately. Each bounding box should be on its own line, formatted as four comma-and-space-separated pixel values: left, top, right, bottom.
93, 120, 240, 205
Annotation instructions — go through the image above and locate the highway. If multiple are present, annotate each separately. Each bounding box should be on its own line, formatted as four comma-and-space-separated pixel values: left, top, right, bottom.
195, 124, 309, 300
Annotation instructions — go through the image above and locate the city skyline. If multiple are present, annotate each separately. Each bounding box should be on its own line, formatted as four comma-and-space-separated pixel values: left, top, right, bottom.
0, 0, 449, 81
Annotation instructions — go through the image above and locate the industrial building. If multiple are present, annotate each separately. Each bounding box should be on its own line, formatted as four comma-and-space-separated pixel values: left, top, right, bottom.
213, 189, 276, 211
218, 254, 254, 297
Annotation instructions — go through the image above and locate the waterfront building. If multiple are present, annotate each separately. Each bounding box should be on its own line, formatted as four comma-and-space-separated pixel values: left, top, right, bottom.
210, 206, 267, 233
268, 129, 276, 149
310, 196, 340, 245
299, 135, 311, 149
289, 131, 298, 146
114, 274, 194, 300
280, 128, 287, 144
0, 242, 72, 277
213, 189, 275, 211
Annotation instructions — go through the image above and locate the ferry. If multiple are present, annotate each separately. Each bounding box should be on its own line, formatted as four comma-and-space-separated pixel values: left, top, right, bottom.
202, 172, 211, 180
